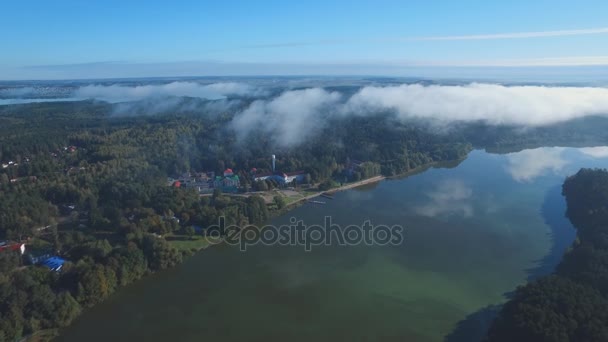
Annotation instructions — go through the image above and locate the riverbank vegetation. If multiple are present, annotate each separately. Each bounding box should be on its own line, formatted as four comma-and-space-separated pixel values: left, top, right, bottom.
486, 168, 608, 342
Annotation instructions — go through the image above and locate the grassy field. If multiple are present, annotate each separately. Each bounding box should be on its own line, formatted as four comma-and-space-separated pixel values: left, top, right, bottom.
165, 234, 214, 251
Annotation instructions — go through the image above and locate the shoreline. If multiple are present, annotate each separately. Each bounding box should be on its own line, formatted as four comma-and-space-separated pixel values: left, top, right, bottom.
286, 175, 387, 207
175, 157, 470, 253
50, 157, 469, 341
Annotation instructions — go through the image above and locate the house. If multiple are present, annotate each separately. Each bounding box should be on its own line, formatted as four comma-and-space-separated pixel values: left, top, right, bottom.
0, 242, 25, 255
169, 170, 221, 194
223, 168, 234, 177
285, 171, 307, 184
42, 256, 65, 272
253, 172, 273, 182
254, 170, 308, 185
214, 175, 240, 192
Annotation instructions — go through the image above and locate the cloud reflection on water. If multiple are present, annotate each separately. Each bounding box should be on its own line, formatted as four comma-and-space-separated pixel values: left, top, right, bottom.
413, 179, 474, 217
505, 147, 568, 182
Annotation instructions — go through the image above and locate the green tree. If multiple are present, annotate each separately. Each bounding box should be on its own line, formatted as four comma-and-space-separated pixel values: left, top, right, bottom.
53, 292, 81, 327
273, 195, 286, 210
185, 226, 196, 240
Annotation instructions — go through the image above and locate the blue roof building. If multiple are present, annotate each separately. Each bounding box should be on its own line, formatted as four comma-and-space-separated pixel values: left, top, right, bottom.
41, 256, 65, 272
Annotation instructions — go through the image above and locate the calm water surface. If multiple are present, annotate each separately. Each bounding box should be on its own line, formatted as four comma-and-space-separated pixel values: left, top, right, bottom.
58, 146, 608, 342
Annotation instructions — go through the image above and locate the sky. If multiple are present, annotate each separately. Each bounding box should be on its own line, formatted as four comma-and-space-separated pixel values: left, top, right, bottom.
2, 0, 608, 80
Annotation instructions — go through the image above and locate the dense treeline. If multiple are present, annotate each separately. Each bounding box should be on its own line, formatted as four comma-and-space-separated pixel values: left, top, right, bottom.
486, 168, 608, 342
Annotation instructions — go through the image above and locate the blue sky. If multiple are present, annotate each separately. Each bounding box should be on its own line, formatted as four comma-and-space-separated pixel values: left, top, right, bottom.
2, 0, 608, 80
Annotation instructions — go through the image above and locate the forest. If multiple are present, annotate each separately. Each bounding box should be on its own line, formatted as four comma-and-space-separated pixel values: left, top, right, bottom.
486, 168, 608, 342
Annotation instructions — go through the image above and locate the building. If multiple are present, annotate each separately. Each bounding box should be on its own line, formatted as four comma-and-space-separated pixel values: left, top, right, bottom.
253, 170, 308, 185
214, 174, 240, 192
169, 171, 215, 194
0, 242, 25, 255
42, 256, 65, 272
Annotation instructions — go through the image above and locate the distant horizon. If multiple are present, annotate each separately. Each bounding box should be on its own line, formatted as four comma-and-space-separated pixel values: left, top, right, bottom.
2, 65, 608, 84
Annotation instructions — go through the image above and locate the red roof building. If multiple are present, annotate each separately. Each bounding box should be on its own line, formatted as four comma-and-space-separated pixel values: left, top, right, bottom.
0, 243, 25, 255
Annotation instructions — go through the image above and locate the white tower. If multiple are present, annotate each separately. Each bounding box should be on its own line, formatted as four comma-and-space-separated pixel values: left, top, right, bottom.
272, 154, 276, 172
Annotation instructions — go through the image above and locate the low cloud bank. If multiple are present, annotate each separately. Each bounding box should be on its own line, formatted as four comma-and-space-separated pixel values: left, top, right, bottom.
5, 82, 608, 146
231, 88, 341, 147
74, 81, 257, 103
346, 83, 608, 126
230, 83, 608, 146
579, 146, 608, 158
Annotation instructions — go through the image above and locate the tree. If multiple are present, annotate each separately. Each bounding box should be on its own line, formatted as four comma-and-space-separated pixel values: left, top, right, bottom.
76, 264, 111, 307
185, 226, 196, 240
318, 180, 335, 191
273, 195, 286, 210
486, 276, 608, 342
254, 180, 268, 191
53, 292, 81, 327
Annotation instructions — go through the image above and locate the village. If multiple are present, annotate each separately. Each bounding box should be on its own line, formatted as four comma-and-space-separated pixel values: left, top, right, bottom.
165, 154, 377, 207
0, 153, 383, 275
167, 154, 311, 200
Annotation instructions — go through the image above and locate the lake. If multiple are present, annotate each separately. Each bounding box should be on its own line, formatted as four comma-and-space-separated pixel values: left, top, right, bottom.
57, 146, 608, 342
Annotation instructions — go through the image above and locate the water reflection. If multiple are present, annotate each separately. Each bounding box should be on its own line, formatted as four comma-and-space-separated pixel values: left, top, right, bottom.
413, 179, 474, 217
505, 147, 568, 182
504, 146, 608, 183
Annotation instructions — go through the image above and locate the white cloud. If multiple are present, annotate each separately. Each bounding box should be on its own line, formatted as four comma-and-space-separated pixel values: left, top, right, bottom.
579, 146, 608, 158
231, 88, 341, 147
228, 83, 608, 147
392, 56, 608, 67
345, 83, 608, 126
411, 27, 608, 41
505, 147, 568, 182
73, 81, 256, 103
